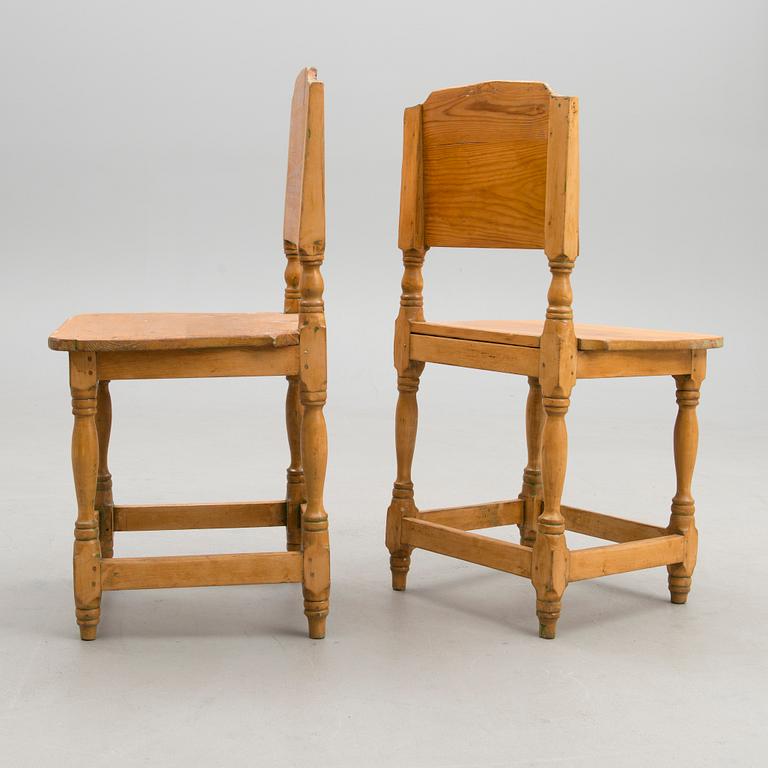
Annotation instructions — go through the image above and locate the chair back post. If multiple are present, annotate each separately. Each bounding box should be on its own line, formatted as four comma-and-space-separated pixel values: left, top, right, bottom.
540, 95, 579, 408
283, 68, 324, 315
395, 105, 427, 374
291, 70, 329, 638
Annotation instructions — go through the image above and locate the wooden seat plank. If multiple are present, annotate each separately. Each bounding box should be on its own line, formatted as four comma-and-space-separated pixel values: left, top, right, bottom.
48, 312, 299, 352
411, 319, 722, 352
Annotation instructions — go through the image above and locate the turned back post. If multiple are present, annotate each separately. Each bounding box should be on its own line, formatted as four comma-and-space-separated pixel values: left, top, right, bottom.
283, 67, 326, 314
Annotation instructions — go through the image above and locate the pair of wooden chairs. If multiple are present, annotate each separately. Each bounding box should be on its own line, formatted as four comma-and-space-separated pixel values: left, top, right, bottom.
50, 69, 722, 641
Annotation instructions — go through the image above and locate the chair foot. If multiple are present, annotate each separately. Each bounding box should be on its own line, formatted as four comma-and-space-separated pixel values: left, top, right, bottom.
668, 573, 691, 604
305, 602, 328, 639
77, 607, 100, 641
536, 600, 561, 640
390, 551, 410, 591
79, 625, 98, 641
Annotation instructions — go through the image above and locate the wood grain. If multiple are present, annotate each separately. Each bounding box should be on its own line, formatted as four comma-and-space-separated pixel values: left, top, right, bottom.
49, 312, 299, 352
96, 345, 299, 380
113, 501, 287, 531
422, 81, 551, 248
402, 517, 532, 577
410, 319, 723, 351
411, 500, 523, 530
561, 505, 667, 542
569, 536, 685, 581
409, 334, 539, 376
388, 77, 722, 639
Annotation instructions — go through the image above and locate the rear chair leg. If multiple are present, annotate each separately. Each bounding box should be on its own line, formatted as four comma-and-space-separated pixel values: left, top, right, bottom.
533, 396, 571, 639
667, 370, 702, 603
519, 376, 544, 547
386, 362, 424, 591
95, 381, 114, 559
70, 352, 101, 640
285, 375, 304, 552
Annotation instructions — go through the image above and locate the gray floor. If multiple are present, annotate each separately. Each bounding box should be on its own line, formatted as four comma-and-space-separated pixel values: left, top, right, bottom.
1, 376, 765, 767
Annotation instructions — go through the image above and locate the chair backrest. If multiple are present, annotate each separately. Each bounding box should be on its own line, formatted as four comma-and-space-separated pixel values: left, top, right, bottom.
395, 81, 579, 395
398, 81, 578, 261
283, 67, 325, 314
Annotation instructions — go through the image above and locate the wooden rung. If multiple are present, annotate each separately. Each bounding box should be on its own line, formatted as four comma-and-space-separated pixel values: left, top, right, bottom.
412, 499, 523, 530
569, 535, 685, 582
113, 501, 287, 531
402, 517, 531, 577
561, 505, 668, 542
101, 552, 302, 591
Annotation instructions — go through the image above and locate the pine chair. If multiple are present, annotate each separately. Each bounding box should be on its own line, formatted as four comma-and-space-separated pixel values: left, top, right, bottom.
48, 67, 330, 640
385, 81, 722, 639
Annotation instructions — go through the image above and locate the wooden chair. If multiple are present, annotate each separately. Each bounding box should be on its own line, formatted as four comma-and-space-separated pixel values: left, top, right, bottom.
48, 67, 330, 640
385, 81, 722, 639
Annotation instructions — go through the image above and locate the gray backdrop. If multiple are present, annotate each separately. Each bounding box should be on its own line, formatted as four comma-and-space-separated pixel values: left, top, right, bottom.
1, 1, 766, 766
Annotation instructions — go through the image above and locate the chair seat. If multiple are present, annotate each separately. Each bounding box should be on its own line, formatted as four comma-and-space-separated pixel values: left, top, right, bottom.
410, 319, 723, 352
48, 312, 300, 352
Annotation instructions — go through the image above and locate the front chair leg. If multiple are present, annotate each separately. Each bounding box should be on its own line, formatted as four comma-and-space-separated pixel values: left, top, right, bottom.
69, 353, 101, 640
667, 372, 701, 603
300, 388, 329, 639
386, 362, 424, 591
95, 380, 114, 559
532, 396, 571, 639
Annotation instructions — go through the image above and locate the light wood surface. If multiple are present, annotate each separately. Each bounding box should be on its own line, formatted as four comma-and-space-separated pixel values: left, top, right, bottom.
421, 81, 551, 249
101, 552, 302, 590
411, 319, 723, 351
49, 312, 299, 352
113, 501, 287, 531
411, 500, 523, 530
410, 334, 539, 376
96, 346, 299, 380
95, 380, 114, 559
388, 79, 721, 639
70, 352, 101, 640
402, 517, 532, 578
50, 68, 329, 640
561, 505, 667, 542
569, 536, 685, 581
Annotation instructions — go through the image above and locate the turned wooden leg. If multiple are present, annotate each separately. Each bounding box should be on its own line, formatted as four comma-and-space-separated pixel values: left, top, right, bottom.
386, 362, 424, 591
95, 381, 114, 559
519, 377, 545, 547
69, 353, 101, 640
532, 396, 571, 639
300, 388, 329, 639
285, 375, 304, 552
667, 373, 701, 604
